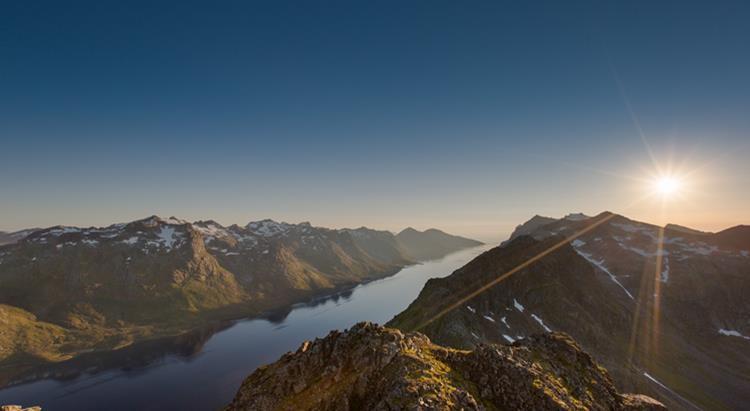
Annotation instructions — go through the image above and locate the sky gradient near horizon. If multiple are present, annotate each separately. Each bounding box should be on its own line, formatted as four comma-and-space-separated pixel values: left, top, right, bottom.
1, 1, 749, 241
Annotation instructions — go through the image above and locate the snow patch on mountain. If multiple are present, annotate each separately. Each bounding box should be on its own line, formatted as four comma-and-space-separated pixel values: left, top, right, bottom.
194, 222, 231, 238
81, 238, 99, 247
513, 299, 525, 312
48, 227, 81, 236
571, 243, 635, 300
682, 243, 719, 256
619, 242, 669, 257
531, 313, 552, 332
500, 316, 510, 328
609, 220, 727, 260
662, 236, 684, 245
247, 220, 292, 237
718, 329, 750, 340
660, 257, 669, 283
156, 226, 179, 250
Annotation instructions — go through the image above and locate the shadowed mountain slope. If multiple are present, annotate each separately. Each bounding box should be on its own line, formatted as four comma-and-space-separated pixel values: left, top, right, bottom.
390, 212, 750, 410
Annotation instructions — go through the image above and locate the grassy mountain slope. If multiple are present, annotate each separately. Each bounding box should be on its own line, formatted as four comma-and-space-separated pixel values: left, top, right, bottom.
0, 216, 481, 387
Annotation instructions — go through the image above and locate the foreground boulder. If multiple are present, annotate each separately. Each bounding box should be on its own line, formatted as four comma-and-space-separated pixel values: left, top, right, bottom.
224, 322, 664, 410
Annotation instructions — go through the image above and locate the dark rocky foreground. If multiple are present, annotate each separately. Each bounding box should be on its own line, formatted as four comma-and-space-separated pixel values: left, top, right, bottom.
224, 322, 664, 410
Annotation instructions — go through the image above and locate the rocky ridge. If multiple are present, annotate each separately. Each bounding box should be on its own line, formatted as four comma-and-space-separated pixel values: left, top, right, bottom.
224, 322, 664, 411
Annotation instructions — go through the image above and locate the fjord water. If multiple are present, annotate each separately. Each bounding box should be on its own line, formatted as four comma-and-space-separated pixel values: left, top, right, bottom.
0, 245, 491, 410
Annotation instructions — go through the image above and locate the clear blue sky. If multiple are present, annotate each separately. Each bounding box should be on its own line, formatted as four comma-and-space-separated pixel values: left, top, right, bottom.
1, 1, 749, 241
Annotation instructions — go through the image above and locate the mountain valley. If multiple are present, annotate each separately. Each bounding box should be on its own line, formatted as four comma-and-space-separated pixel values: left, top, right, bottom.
0, 216, 481, 387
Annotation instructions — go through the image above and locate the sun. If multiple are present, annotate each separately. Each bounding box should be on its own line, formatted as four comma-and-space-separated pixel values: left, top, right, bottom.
652, 176, 682, 197
656, 177, 679, 194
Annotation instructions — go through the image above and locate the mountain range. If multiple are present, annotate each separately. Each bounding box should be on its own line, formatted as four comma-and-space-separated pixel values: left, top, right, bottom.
389, 212, 750, 410
0, 230, 39, 246
0, 216, 481, 387
5, 211, 747, 409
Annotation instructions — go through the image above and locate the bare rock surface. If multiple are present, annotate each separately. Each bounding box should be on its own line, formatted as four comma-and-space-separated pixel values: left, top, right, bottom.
224, 322, 664, 411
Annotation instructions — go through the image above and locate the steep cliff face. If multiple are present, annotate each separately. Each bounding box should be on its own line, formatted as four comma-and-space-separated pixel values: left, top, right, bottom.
224, 322, 664, 411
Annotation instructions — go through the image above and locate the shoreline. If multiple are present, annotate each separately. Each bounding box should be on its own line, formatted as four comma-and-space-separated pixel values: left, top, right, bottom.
0, 246, 481, 390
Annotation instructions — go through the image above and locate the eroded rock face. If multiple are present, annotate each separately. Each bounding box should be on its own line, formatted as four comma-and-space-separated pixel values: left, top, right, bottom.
224, 322, 665, 411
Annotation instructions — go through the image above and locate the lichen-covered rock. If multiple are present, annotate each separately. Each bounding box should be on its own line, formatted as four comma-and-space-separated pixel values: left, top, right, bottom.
224, 322, 665, 410
1, 405, 42, 411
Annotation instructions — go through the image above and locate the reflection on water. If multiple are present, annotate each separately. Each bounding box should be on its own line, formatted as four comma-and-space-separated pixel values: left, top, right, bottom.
262, 288, 355, 324
1, 321, 234, 388
0, 245, 491, 411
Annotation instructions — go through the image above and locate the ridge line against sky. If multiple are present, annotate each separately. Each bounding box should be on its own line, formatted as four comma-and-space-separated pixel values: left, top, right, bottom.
0, 211, 744, 246
1, 1, 749, 239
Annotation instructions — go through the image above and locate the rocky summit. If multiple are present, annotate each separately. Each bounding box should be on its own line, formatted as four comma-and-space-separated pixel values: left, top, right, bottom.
224, 322, 664, 411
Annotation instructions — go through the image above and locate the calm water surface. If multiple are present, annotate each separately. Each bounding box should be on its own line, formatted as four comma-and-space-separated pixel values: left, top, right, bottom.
0, 245, 490, 411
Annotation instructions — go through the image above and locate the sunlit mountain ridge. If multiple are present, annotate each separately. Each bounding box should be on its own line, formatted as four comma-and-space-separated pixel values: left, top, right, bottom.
0, 215, 481, 388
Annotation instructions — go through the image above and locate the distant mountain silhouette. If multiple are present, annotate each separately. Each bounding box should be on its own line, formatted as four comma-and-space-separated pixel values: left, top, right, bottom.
396, 227, 483, 261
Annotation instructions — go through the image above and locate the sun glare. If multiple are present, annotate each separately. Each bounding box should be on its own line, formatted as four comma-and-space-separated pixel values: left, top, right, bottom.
655, 176, 680, 195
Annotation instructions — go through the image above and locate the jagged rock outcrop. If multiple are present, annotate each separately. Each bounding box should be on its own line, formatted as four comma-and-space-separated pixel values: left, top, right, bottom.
224, 322, 664, 411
